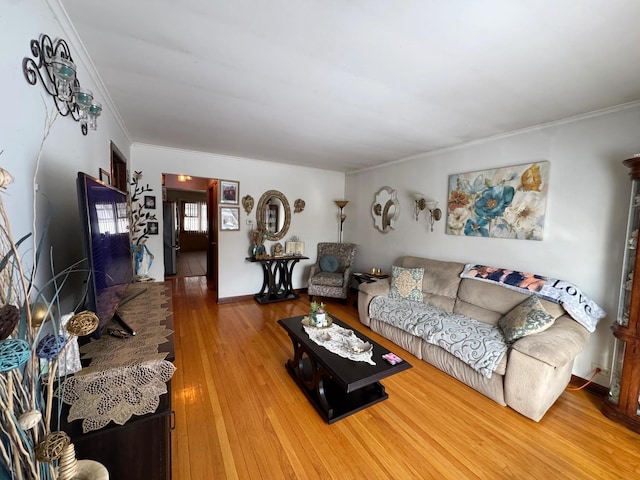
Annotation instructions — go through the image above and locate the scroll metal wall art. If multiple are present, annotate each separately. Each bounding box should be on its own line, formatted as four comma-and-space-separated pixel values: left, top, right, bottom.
23, 34, 102, 135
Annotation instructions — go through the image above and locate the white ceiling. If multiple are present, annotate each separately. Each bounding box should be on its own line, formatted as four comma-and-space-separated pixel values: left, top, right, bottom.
60, 0, 640, 173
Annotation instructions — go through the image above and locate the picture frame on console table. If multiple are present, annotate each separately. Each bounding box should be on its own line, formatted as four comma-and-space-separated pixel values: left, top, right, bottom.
285, 241, 305, 255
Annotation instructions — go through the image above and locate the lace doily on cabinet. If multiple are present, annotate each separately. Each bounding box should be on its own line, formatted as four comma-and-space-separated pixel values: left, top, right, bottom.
58, 283, 176, 433
59, 358, 175, 432
303, 323, 376, 365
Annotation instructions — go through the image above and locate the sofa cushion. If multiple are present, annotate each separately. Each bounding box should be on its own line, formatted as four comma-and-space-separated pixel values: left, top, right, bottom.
457, 278, 531, 315
319, 254, 339, 272
369, 296, 507, 378
499, 295, 555, 344
453, 300, 503, 325
400, 256, 464, 297
389, 265, 424, 301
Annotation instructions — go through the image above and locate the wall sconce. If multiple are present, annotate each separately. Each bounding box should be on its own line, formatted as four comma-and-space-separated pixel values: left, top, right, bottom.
413, 193, 427, 221
23, 34, 101, 135
335, 200, 349, 243
425, 200, 442, 232
412, 193, 441, 231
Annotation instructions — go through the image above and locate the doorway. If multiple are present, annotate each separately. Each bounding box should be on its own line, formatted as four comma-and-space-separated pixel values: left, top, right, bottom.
110, 142, 128, 192
162, 174, 218, 293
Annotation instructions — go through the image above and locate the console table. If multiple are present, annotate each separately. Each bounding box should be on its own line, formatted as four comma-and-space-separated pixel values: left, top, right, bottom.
246, 255, 309, 304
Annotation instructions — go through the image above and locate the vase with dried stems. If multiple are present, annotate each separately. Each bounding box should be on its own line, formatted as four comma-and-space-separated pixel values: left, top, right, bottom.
0, 112, 101, 479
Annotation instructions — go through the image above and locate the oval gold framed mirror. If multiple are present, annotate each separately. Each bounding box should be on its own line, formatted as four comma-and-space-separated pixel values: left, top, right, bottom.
256, 190, 291, 240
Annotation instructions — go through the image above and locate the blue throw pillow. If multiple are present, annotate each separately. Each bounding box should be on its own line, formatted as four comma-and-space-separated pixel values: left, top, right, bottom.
320, 254, 339, 272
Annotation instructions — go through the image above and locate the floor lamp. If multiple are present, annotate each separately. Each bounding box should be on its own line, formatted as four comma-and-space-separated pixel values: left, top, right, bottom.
335, 200, 349, 243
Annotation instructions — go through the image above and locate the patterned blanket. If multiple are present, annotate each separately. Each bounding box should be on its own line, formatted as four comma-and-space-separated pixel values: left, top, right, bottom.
369, 296, 507, 378
460, 264, 606, 332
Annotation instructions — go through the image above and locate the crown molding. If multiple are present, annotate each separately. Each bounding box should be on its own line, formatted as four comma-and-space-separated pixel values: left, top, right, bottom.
348, 100, 640, 175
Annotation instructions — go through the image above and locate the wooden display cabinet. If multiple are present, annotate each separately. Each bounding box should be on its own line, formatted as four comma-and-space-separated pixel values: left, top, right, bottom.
602, 156, 640, 433
59, 284, 175, 479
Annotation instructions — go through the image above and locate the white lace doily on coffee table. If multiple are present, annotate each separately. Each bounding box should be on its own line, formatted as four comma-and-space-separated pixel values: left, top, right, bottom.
303, 323, 376, 365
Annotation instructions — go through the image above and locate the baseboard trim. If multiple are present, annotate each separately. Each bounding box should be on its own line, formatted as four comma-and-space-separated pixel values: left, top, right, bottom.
217, 294, 254, 304
217, 289, 308, 304
569, 374, 609, 397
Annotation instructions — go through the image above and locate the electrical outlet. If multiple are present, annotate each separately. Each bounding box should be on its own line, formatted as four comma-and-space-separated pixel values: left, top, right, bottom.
592, 363, 610, 377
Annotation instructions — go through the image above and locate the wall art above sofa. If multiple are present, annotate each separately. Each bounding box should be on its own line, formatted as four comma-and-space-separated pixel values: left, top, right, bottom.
446, 161, 550, 241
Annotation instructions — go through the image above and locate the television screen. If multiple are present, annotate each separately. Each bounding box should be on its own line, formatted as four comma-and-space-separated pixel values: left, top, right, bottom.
77, 172, 133, 336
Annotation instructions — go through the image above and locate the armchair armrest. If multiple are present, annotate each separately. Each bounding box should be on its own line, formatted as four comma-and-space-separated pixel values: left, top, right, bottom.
342, 266, 353, 283
309, 264, 320, 278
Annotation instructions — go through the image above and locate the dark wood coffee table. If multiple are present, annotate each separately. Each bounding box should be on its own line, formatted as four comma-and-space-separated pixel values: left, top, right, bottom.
278, 315, 412, 423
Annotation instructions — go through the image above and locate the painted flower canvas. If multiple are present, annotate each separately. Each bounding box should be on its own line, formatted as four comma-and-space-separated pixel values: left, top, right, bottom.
446, 161, 550, 241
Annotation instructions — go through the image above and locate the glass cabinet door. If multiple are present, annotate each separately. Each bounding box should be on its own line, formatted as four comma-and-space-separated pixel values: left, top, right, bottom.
607, 338, 625, 405
617, 179, 640, 327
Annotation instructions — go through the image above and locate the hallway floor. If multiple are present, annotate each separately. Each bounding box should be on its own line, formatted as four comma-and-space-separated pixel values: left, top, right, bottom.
175, 251, 206, 277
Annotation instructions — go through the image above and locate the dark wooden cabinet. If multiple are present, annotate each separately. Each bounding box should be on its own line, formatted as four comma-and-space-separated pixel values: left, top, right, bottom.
602, 156, 640, 433
59, 284, 175, 479
61, 387, 173, 479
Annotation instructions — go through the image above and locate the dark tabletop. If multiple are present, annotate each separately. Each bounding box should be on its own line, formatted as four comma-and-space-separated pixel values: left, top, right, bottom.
278, 315, 411, 392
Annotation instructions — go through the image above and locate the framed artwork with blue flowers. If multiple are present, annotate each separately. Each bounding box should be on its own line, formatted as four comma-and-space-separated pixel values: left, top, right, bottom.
446, 161, 550, 240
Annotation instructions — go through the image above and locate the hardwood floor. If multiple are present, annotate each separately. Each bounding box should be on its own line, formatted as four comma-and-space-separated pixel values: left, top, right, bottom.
169, 276, 640, 479
174, 251, 207, 277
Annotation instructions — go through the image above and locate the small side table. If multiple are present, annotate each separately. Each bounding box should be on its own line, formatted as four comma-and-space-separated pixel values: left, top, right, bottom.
247, 255, 309, 304
352, 272, 389, 288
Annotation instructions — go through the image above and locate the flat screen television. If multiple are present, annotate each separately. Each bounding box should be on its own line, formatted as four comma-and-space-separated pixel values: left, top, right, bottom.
77, 172, 134, 337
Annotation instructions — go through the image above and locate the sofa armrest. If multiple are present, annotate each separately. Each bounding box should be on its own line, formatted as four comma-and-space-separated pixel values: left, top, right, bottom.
357, 279, 390, 326
510, 315, 590, 368
358, 278, 391, 297
504, 315, 590, 421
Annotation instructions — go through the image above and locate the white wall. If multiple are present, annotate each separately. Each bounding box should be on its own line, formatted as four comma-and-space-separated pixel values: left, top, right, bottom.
131, 144, 346, 298
345, 105, 640, 384
1, 0, 130, 307
6, 0, 637, 387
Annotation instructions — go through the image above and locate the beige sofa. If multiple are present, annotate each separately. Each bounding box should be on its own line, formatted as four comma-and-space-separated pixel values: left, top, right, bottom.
357, 256, 590, 421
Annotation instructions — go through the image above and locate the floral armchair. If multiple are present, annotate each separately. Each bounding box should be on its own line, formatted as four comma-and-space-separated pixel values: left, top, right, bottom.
308, 242, 357, 302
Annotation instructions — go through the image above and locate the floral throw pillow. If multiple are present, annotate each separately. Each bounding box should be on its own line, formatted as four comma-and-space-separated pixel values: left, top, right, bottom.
498, 295, 555, 344
389, 265, 424, 302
